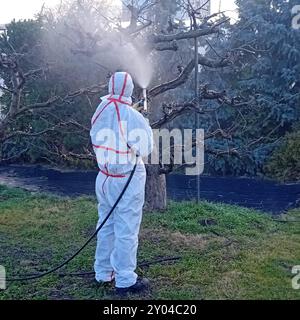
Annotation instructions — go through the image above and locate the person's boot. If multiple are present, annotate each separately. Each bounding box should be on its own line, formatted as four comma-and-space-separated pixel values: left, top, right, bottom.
115, 277, 150, 296
95, 279, 113, 285
95, 273, 115, 288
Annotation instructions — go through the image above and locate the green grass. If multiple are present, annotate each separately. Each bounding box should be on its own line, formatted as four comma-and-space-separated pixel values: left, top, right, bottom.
0, 185, 299, 300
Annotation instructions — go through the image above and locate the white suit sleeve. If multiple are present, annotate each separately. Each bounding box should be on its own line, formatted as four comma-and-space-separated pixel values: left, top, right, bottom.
127, 109, 154, 157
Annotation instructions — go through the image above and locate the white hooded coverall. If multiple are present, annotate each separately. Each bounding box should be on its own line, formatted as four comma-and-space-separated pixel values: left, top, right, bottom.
90, 72, 153, 288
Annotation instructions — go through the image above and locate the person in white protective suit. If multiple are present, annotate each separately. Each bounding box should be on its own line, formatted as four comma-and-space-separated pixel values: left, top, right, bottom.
90, 71, 153, 295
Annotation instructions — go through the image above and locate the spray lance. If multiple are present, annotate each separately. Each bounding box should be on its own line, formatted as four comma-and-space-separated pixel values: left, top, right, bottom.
142, 88, 148, 112
133, 88, 148, 113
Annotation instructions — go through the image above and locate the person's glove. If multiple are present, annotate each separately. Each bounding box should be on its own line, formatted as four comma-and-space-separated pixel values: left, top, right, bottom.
132, 98, 145, 112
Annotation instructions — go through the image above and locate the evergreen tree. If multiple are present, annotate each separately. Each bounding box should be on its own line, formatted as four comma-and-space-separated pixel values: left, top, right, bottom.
201, 0, 300, 176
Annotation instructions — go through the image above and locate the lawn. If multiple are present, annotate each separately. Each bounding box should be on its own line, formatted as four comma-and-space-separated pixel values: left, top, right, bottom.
0, 185, 299, 300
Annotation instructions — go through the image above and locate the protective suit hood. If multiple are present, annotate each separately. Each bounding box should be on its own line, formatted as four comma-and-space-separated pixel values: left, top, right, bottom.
101, 72, 134, 105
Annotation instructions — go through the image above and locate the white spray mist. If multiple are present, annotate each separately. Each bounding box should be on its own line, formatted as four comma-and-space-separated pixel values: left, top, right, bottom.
118, 43, 153, 89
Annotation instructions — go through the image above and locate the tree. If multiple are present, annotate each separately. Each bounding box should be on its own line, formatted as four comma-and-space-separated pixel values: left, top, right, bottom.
265, 128, 300, 182
0, 16, 106, 166
199, 0, 300, 176
1, 0, 242, 210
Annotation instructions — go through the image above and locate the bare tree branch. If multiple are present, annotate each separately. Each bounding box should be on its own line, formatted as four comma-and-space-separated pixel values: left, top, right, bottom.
0, 147, 29, 163
2, 119, 89, 143
149, 55, 231, 97
152, 25, 218, 44
151, 101, 200, 128
153, 40, 178, 52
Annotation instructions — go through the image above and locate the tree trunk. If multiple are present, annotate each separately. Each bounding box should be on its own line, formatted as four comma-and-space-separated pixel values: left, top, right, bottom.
145, 164, 167, 211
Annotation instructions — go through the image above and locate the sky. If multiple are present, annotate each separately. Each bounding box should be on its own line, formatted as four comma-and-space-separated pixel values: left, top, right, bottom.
0, 0, 61, 24
0, 0, 238, 24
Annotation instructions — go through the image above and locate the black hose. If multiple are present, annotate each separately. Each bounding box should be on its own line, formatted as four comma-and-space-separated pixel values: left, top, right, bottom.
6, 156, 138, 282
57, 257, 182, 278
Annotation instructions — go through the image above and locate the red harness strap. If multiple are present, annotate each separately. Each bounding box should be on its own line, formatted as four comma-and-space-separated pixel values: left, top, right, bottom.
92, 144, 130, 155
99, 163, 125, 195
91, 100, 113, 126
120, 72, 128, 97
107, 97, 132, 106
99, 167, 126, 178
